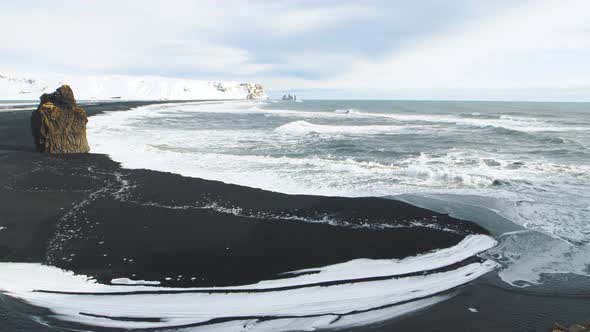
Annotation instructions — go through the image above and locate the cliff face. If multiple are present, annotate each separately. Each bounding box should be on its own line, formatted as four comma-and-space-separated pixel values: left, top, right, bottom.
243, 83, 265, 100
1, 72, 266, 100
30, 85, 90, 153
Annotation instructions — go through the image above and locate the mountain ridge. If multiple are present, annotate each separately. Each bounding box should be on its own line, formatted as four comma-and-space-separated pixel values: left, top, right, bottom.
0, 72, 266, 101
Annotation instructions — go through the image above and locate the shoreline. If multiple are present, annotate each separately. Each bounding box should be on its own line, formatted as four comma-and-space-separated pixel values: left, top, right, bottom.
0, 150, 489, 287
1, 99, 233, 152
0, 101, 586, 331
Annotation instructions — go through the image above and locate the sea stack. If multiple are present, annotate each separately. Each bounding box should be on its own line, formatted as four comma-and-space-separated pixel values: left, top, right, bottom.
30, 85, 90, 153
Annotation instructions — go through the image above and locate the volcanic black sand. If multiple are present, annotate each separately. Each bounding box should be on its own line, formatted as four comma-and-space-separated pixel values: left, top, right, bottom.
0, 101, 587, 331
2, 149, 491, 286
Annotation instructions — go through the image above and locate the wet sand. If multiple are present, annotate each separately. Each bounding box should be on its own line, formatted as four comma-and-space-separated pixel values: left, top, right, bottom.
0, 147, 484, 288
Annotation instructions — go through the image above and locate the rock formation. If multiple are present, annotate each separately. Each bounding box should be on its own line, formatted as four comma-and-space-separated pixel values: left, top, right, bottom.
30, 85, 90, 153
553, 321, 590, 332
281, 93, 297, 101
243, 83, 265, 100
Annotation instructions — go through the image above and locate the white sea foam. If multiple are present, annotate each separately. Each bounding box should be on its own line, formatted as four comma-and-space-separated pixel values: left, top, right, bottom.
0, 235, 497, 330
252, 106, 589, 132
88, 103, 590, 240
274, 120, 419, 136
188, 102, 586, 133
86, 101, 590, 288
93, 100, 589, 133
274, 235, 497, 286
0, 102, 38, 112
484, 231, 590, 287
333, 108, 360, 114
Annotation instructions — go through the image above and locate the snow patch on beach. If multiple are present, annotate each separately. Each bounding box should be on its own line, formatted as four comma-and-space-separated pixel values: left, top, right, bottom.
0, 235, 497, 330
346, 111, 590, 133
110, 278, 161, 286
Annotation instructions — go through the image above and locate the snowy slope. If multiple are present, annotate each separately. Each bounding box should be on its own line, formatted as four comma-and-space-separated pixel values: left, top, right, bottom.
0, 72, 266, 101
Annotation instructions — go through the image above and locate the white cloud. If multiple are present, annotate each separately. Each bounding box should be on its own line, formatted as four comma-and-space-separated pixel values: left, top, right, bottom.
1, 0, 588, 100
263, 4, 379, 34
0, 1, 274, 75
329, 0, 590, 91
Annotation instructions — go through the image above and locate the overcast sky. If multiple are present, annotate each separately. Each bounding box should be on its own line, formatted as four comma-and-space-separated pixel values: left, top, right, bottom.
2, 0, 589, 100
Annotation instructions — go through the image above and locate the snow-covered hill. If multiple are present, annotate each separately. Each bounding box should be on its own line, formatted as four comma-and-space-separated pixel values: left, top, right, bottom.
0, 73, 266, 101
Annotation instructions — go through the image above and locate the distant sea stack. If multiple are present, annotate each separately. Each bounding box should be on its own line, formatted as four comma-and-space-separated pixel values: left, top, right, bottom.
30, 85, 90, 153
281, 93, 297, 101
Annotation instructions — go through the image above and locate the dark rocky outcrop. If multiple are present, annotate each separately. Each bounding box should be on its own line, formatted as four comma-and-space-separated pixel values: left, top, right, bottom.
553, 321, 590, 332
30, 85, 90, 153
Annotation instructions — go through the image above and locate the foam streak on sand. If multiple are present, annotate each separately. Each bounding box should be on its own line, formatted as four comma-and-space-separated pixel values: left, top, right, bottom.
274, 120, 422, 136
0, 236, 497, 330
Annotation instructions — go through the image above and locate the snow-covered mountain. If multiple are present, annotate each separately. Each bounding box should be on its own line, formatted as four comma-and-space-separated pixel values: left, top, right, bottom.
0, 72, 266, 101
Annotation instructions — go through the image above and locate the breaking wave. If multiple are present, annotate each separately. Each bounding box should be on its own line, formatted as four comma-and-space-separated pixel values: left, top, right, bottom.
87, 100, 590, 288
274, 120, 418, 136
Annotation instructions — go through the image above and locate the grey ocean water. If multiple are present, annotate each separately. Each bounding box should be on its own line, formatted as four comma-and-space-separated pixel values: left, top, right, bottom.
88, 99, 590, 289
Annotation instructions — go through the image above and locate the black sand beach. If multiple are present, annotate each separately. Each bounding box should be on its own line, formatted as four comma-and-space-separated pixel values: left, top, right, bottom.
0, 102, 587, 331
1, 149, 485, 287
0, 99, 485, 282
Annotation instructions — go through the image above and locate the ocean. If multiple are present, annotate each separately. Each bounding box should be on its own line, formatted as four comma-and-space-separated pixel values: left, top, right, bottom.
89, 99, 590, 289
